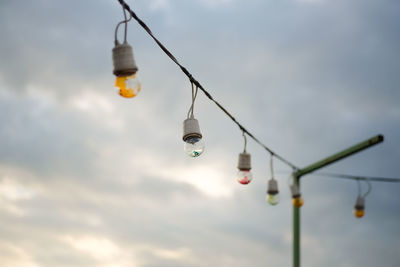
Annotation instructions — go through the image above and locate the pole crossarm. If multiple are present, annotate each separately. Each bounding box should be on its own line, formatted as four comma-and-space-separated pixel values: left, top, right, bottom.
294, 134, 384, 178
291, 134, 384, 267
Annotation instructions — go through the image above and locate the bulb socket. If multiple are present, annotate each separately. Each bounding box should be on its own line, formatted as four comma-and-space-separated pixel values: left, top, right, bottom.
267, 179, 279, 195
183, 118, 202, 141
237, 152, 251, 171
112, 42, 138, 77
354, 196, 365, 210
290, 184, 301, 198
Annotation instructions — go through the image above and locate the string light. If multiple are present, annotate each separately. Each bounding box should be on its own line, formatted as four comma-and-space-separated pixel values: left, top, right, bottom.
115, 0, 298, 171
290, 183, 304, 208
182, 82, 204, 157
266, 155, 279, 205
237, 132, 253, 185
354, 179, 371, 219
113, 0, 400, 218
354, 196, 365, 218
112, 7, 141, 98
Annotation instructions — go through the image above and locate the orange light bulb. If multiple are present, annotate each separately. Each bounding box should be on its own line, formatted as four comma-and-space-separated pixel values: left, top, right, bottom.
354, 209, 364, 218
292, 197, 304, 208
115, 74, 141, 98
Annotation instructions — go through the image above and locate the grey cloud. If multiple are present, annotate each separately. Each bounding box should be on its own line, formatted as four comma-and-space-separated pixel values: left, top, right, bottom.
0, 0, 399, 267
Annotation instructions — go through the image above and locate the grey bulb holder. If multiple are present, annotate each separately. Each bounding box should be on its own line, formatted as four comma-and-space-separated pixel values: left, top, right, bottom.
112, 42, 138, 77
183, 118, 202, 141
267, 179, 279, 195
290, 184, 301, 198
237, 152, 251, 170
354, 196, 365, 210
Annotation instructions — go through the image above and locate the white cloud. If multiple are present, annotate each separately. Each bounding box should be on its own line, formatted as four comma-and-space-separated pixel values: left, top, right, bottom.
68, 88, 125, 131
61, 235, 140, 267
153, 247, 193, 260
0, 243, 39, 267
0, 177, 35, 201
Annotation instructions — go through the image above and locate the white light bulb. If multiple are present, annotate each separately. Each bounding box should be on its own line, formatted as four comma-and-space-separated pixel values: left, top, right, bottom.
266, 193, 279, 205
184, 136, 204, 157
266, 178, 279, 205
237, 170, 253, 185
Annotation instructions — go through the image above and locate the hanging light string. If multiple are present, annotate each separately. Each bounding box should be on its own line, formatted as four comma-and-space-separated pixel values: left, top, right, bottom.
115, 0, 298, 170
114, 6, 132, 44
356, 179, 372, 197
363, 180, 372, 197
187, 82, 199, 119
242, 130, 247, 153
356, 179, 361, 195
270, 154, 275, 179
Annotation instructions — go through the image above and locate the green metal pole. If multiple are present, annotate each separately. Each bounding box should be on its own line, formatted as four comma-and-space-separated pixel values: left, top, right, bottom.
293, 174, 300, 267
292, 134, 384, 267
296, 134, 383, 178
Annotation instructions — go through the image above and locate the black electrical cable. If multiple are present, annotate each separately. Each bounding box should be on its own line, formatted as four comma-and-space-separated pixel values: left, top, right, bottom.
315, 173, 400, 183
116, 0, 299, 170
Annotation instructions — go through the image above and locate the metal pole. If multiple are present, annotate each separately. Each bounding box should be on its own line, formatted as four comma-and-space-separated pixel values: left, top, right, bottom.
293, 173, 300, 267
291, 134, 384, 267
296, 135, 383, 178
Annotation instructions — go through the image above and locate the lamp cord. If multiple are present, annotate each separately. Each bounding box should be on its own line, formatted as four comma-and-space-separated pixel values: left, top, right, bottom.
187, 82, 199, 119
242, 131, 247, 153
114, 6, 132, 44
270, 154, 275, 179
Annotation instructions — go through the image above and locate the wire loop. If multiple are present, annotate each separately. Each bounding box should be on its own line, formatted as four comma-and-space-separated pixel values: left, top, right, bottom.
187, 82, 199, 119
270, 154, 275, 179
363, 179, 372, 197
242, 131, 247, 153
115, 6, 132, 44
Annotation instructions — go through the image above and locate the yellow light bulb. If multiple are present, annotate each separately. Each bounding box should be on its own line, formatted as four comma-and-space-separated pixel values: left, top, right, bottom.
354, 209, 364, 218
292, 197, 304, 208
115, 74, 141, 98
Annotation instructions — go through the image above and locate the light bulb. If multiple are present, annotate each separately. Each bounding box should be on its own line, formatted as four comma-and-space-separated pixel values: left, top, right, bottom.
183, 118, 204, 157
293, 197, 304, 208
354, 196, 365, 219
354, 209, 365, 218
266, 193, 279, 205
237, 170, 253, 185
184, 136, 204, 157
115, 74, 141, 98
266, 178, 279, 205
112, 41, 140, 98
237, 152, 252, 185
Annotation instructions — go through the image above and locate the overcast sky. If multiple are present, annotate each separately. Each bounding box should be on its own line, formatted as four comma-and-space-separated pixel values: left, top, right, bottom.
0, 0, 399, 266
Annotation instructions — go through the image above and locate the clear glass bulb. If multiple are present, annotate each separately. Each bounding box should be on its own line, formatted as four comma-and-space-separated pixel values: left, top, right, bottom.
292, 197, 304, 208
266, 193, 279, 205
354, 209, 364, 218
115, 74, 141, 98
184, 137, 204, 157
237, 170, 253, 185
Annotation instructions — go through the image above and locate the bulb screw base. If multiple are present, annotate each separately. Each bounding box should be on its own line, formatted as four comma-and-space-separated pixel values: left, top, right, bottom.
354, 196, 365, 210
237, 152, 251, 170
112, 42, 138, 77
183, 118, 202, 141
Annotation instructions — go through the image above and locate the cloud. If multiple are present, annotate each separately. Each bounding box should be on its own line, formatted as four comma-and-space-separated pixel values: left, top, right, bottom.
198, 0, 234, 7
0, 0, 399, 267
